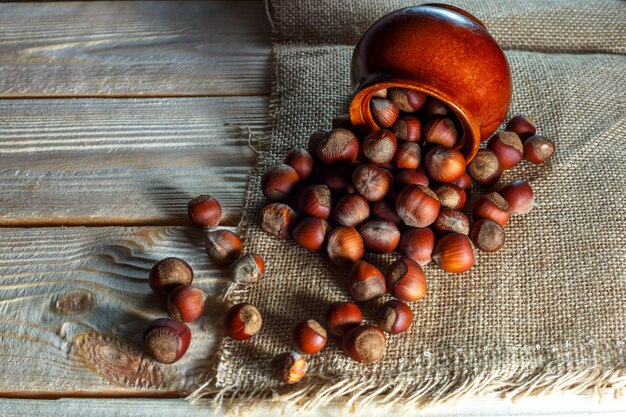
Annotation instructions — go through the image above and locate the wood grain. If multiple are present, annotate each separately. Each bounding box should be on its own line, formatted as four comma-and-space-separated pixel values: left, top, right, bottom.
0, 226, 231, 395
0, 97, 269, 226
0, 1, 271, 97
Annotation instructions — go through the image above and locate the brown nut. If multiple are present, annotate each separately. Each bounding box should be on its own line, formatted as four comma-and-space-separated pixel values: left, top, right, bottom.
363, 129, 398, 166
472, 192, 510, 227
167, 285, 207, 323
307, 130, 328, 155
317, 128, 359, 165
523, 135, 555, 164
389, 88, 426, 112
352, 164, 391, 202
346, 260, 386, 302
298, 184, 332, 219
326, 226, 364, 266
433, 183, 467, 210
371, 195, 403, 225
399, 227, 435, 266
292, 319, 327, 355
386, 257, 427, 302
188, 195, 222, 229
499, 179, 534, 215
342, 325, 387, 364
396, 168, 429, 189
333, 193, 370, 227
359, 220, 401, 253
470, 219, 506, 252
466, 149, 502, 186
424, 96, 450, 117
149, 258, 194, 297
322, 167, 355, 195
285, 147, 315, 181
293, 217, 331, 252
370, 98, 399, 128
393, 142, 421, 169
325, 302, 363, 337
433, 233, 474, 273
424, 117, 458, 147
376, 300, 413, 335
224, 302, 262, 340
450, 171, 473, 190
432, 208, 470, 235
424, 146, 466, 183
487, 131, 523, 170
231, 253, 265, 285
261, 164, 300, 201
396, 185, 440, 227
505, 114, 536, 140
272, 352, 307, 384
392, 115, 422, 142
143, 318, 191, 364
204, 230, 243, 265
261, 203, 297, 239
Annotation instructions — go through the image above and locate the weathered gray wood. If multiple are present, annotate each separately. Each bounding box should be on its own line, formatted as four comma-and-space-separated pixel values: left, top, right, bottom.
0, 1, 271, 97
0, 226, 232, 395
0, 97, 269, 226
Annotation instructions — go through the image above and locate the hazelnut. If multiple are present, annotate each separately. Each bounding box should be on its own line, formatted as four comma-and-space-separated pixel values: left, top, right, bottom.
424, 96, 450, 117
396, 168, 430, 189
298, 184, 332, 219
231, 254, 265, 285
424, 146, 466, 183
167, 285, 207, 323
359, 220, 401, 253
450, 171, 473, 190
317, 128, 359, 165
505, 114, 536, 140
473, 192, 510, 226
346, 260, 386, 302
371, 196, 403, 225
487, 131, 523, 170
188, 195, 222, 229
386, 257, 427, 302
432, 208, 470, 235
470, 219, 506, 252
393, 142, 421, 169
376, 300, 413, 335
285, 148, 315, 181
392, 116, 422, 142
389, 88, 426, 112
261, 164, 299, 201
399, 227, 435, 266
433, 233, 474, 273
333, 194, 370, 227
370, 98, 399, 128
396, 185, 440, 227
271, 352, 307, 384
373, 88, 388, 98
204, 229, 243, 265
307, 130, 328, 155
149, 258, 193, 297
326, 226, 364, 266
292, 319, 327, 355
363, 130, 398, 165
322, 167, 355, 195
433, 184, 467, 210
352, 164, 391, 202
261, 203, 297, 239
342, 325, 387, 364
325, 302, 363, 337
499, 180, 534, 215
292, 217, 331, 251
523, 135, 555, 164
424, 117, 458, 147
466, 149, 502, 186
223, 303, 262, 340
143, 318, 191, 364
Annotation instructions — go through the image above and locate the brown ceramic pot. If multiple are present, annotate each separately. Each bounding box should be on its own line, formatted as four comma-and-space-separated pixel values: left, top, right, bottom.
350, 4, 512, 162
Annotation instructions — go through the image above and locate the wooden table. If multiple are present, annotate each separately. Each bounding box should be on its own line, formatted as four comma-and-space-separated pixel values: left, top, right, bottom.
0, 1, 623, 414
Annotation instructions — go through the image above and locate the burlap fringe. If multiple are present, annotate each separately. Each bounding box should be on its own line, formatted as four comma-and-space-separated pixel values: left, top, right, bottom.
187, 365, 624, 414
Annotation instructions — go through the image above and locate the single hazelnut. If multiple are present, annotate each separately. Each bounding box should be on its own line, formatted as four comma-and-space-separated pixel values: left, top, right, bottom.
333, 194, 370, 227
149, 258, 193, 297
392, 116, 422, 142
424, 117, 458, 147
399, 227, 435, 266
470, 219, 506, 252
342, 325, 387, 364
505, 114, 536, 140
293, 217, 331, 252
167, 285, 207, 323
450, 171, 473, 190
359, 220, 401, 253
499, 180, 534, 215
317, 128, 359, 165
433, 233, 475, 273
292, 319, 327, 355
396, 168, 430, 189
285, 148, 315, 181
307, 130, 328, 155
373, 88, 388, 98
298, 184, 332, 219
370, 98, 399, 128
473, 192, 510, 226
352, 164, 391, 202
389, 88, 426, 112
271, 352, 307, 384
322, 167, 355, 195
424, 96, 450, 117
425, 146, 466, 183
393, 142, 421, 169
466, 149, 502, 186
204, 229, 243, 265
223, 303, 262, 340
188, 195, 222, 229
376, 300, 413, 335
371, 196, 403, 225
261, 203, 297, 239
331, 114, 353, 131
325, 302, 363, 337
523, 135, 555, 164
231, 253, 265, 285
326, 226, 364, 266
433, 183, 467, 210
346, 260, 386, 302
432, 208, 470, 235
487, 131, 523, 170
363, 130, 398, 165
143, 318, 191, 364
396, 185, 440, 227
261, 164, 300, 201
386, 257, 427, 302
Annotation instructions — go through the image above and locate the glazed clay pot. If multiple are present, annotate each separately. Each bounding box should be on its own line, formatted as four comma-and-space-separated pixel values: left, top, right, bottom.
350, 4, 512, 162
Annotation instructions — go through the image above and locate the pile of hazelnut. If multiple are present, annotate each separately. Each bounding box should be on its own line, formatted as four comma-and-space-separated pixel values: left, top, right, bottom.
254, 89, 554, 383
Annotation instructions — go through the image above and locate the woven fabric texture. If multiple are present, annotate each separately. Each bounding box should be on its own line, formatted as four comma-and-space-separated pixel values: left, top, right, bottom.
206, 0, 626, 409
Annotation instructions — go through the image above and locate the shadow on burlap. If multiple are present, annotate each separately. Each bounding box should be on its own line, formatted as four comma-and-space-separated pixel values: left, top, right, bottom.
192, 0, 626, 411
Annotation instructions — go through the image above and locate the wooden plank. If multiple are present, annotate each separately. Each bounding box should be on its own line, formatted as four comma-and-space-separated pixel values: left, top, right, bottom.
0, 394, 624, 415
0, 1, 271, 97
0, 96, 269, 226
0, 226, 232, 396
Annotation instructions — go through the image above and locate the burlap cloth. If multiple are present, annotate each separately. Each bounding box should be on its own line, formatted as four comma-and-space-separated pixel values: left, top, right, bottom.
197, 0, 626, 410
